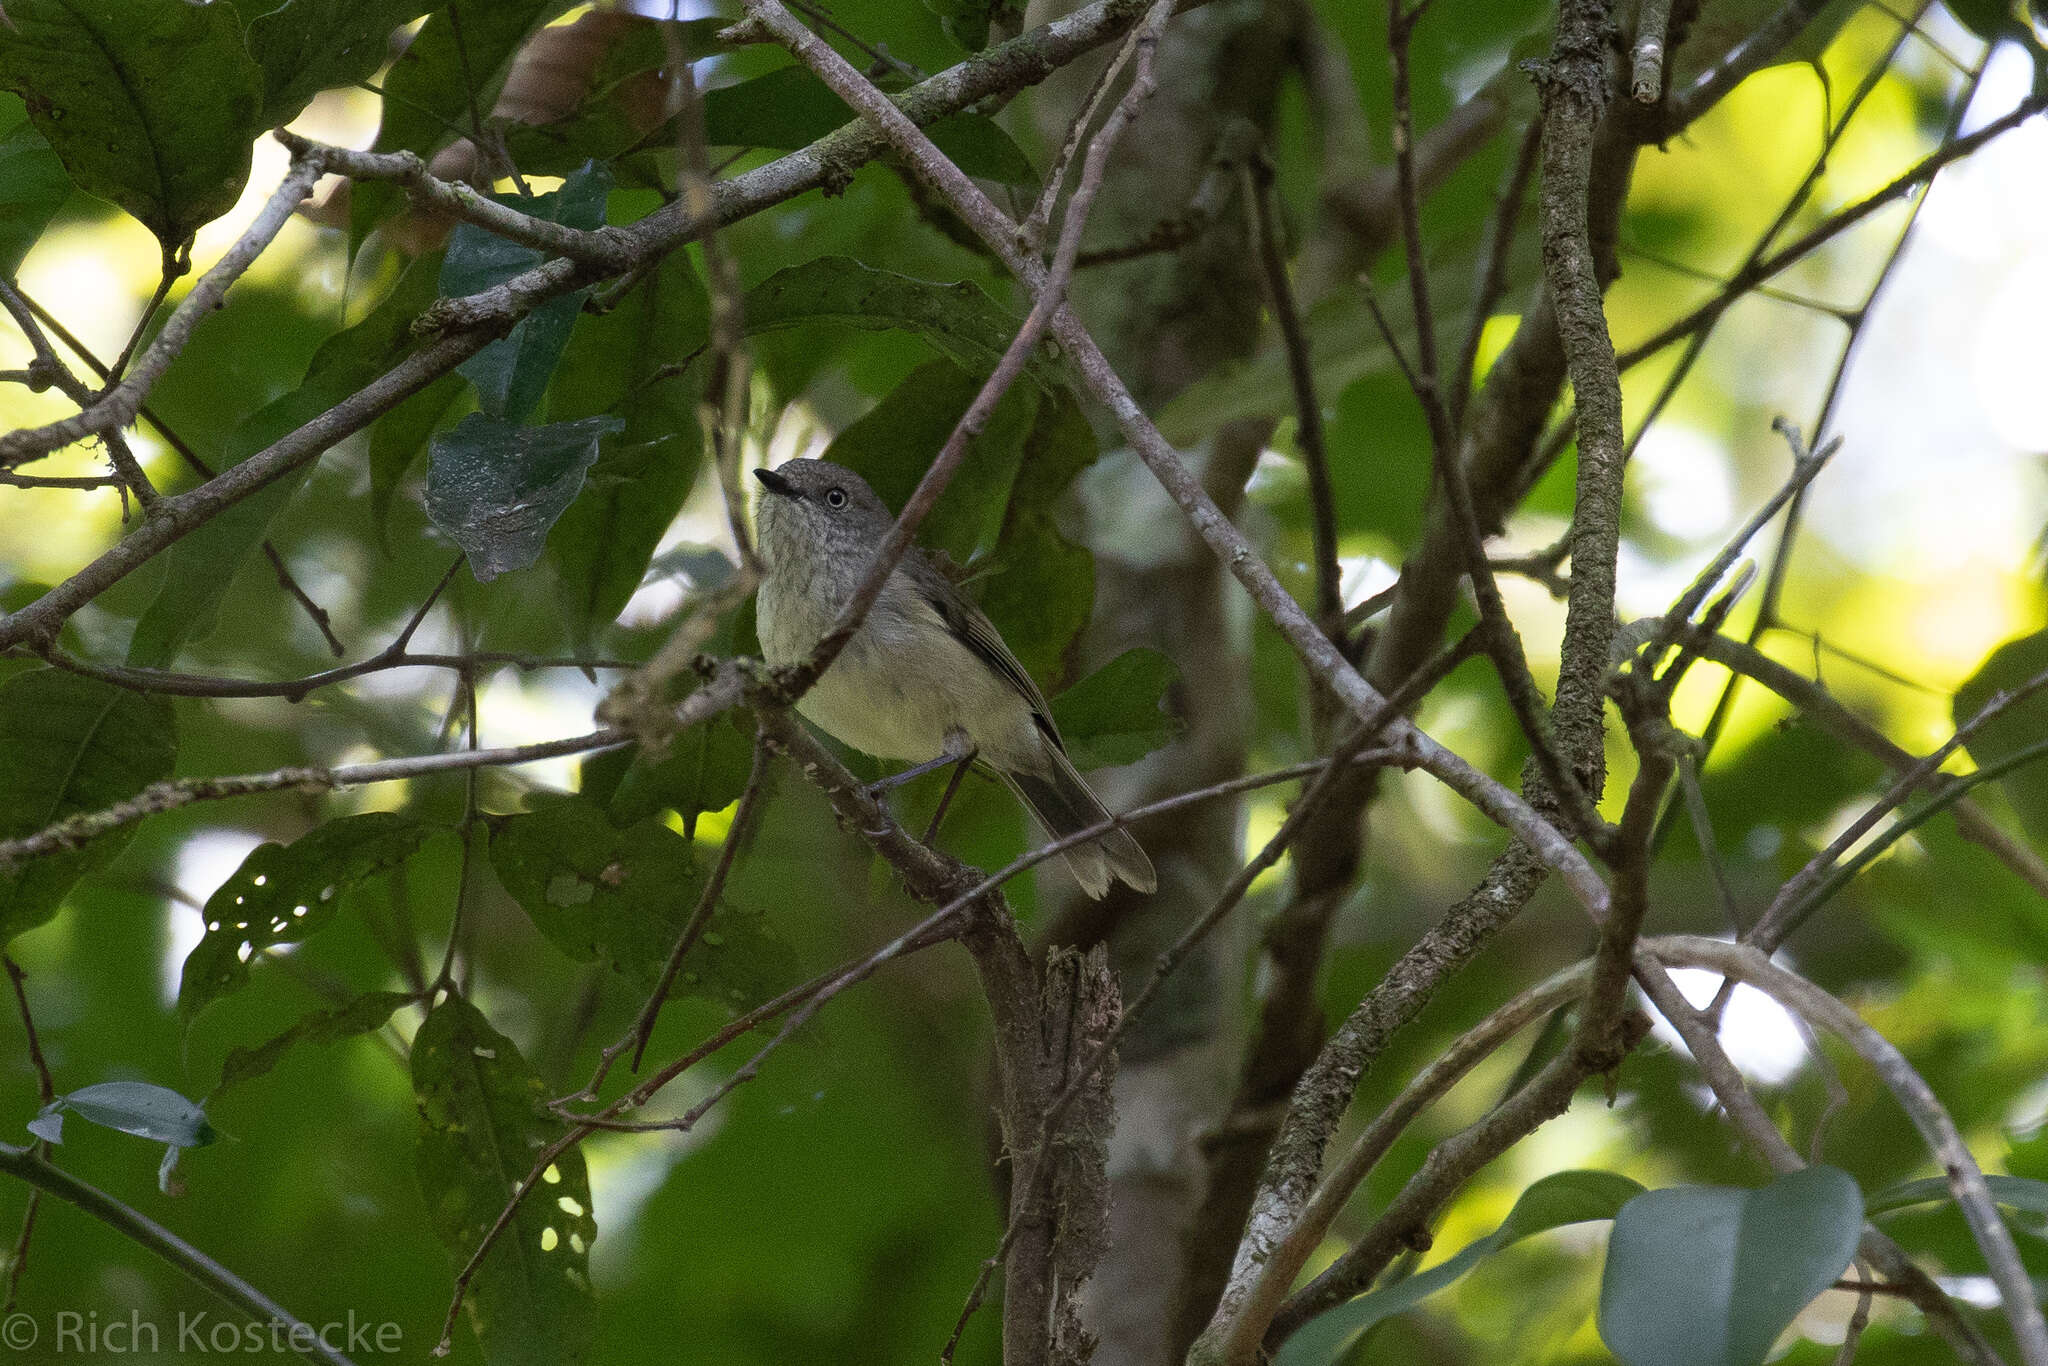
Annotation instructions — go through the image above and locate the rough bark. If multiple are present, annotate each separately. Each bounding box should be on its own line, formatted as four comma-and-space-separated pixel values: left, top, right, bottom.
1023, 3, 1297, 1361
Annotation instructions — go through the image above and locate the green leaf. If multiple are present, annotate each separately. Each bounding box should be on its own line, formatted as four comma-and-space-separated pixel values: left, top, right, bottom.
974, 384, 1099, 687
1867, 1172, 2048, 1219
353, 0, 567, 240
1955, 627, 2048, 849
544, 239, 708, 646
211, 989, 417, 1100
922, 0, 1022, 52
1158, 223, 1541, 444
426, 413, 623, 582
369, 371, 467, 543
369, 0, 567, 157
1051, 649, 1184, 770
441, 161, 612, 424
178, 813, 435, 1021
0, 95, 71, 278
413, 996, 596, 1366
608, 714, 756, 838
922, 111, 1035, 185
242, 0, 438, 127
129, 252, 447, 667
1598, 1166, 1863, 1366
1277, 1170, 1643, 1366
497, 18, 732, 182
31, 1080, 217, 1150
0, 0, 264, 245
0, 670, 176, 945
1943, 0, 2024, 43
490, 798, 793, 1009
738, 257, 1061, 389
818, 358, 1038, 564
701, 65, 1033, 182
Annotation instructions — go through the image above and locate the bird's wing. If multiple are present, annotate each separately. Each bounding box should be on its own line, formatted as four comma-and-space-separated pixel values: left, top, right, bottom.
909, 560, 1062, 748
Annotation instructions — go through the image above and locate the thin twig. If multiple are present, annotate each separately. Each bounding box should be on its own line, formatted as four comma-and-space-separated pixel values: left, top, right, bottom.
0, 156, 326, 468
1753, 664, 2048, 948
0, 1144, 361, 1366
1449, 118, 1541, 427
1244, 152, 1340, 629
1020, 17, 1144, 252
34, 646, 633, 702
621, 727, 773, 1074
1, 957, 54, 1314
1619, 95, 2043, 372
3, 284, 343, 649
1644, 936, 2048, 1365
1629, 953, 2005, 1366
1631, 0, 1672, 104
1681, 629, 2048, 901
1674, 752, 1745, 935
0, 719, 654, 871
739, 0, 1610, 921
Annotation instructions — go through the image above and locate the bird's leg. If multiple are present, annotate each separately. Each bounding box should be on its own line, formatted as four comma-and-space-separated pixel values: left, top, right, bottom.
922, 747, 977, 846
866, 732, 977, 844
864, 753, 958, 799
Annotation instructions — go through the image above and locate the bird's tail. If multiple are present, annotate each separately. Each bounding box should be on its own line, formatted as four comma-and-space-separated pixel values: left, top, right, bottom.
1001, 745, 1156, 900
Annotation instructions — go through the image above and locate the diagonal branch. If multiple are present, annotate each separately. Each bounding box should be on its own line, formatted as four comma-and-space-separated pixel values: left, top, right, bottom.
0, 0, 1207, 659
0, 1144, 360, 1366
0, 155, 327, 469
1642, 936, 2048, 1364
735, 0, 1610, 923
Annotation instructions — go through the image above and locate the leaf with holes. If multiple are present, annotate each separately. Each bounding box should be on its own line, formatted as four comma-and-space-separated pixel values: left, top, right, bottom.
1955, 627, 2048, 850
738, 257, 1063, 389
490, 798, 793, 1010
414, 996, 595, 1366
0, 0, 264, 244
0, 670, 177, 946
210, 990, 418, 1100
441, 161, 612, 424
607, 713, 756, 839
426, 413, 623, 582
177, 813, 435, 1022
1598, 1166, 1863, 1366
1277, 1170, 1644, 1365
1052, 649, 1184, 770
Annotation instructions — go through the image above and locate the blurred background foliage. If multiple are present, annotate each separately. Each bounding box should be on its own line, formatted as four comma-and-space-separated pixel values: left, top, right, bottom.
0, 0, 2045, 1362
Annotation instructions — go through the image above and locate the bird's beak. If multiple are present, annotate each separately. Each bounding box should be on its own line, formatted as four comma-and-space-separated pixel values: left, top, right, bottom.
753, 467, 797, 498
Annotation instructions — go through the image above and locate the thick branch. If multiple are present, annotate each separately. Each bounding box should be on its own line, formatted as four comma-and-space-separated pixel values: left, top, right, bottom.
1534, 0, 1626, 802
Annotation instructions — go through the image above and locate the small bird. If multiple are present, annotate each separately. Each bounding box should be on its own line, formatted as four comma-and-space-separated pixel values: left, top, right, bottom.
753, 459, 1156, 899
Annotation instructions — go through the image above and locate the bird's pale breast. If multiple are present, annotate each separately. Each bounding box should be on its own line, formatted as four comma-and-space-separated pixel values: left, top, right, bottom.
758, 569, 1044, 770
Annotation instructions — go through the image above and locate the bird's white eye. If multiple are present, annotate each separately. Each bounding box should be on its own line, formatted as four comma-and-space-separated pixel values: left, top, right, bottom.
825, 487, 847, 508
